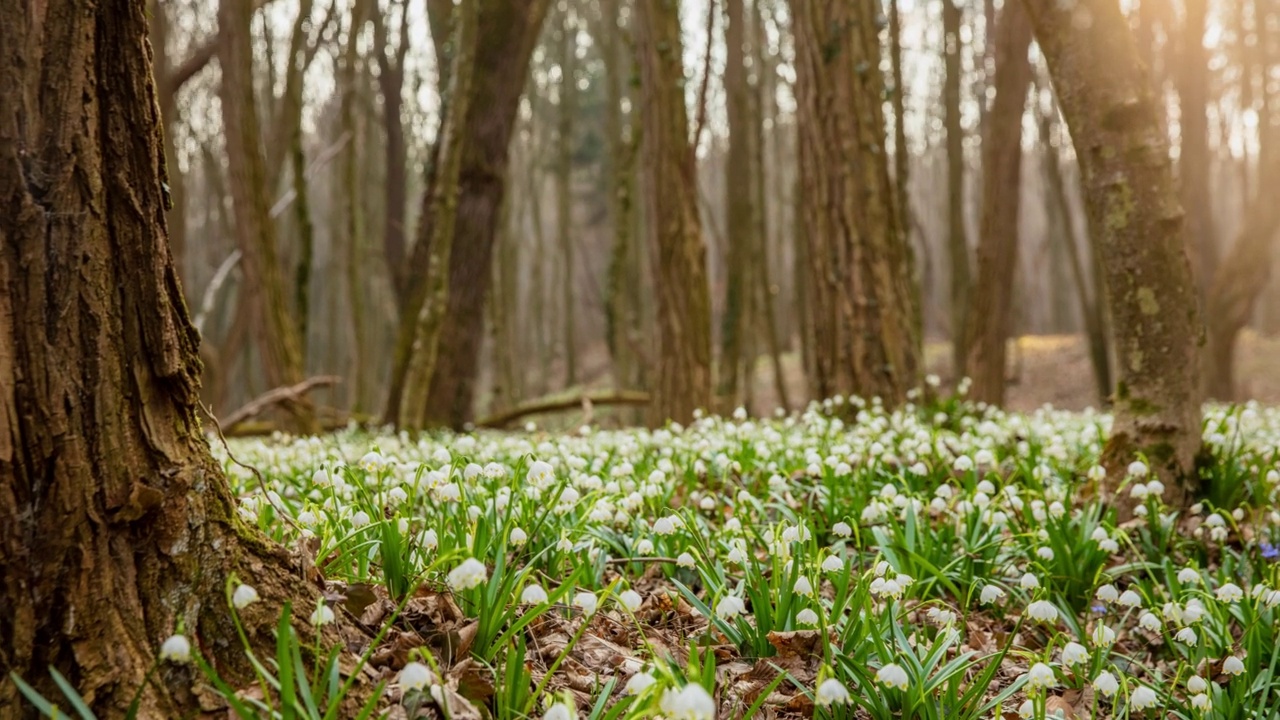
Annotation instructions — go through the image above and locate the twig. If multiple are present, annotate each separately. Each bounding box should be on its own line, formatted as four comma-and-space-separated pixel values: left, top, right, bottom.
605, 556, 679, 565
201, 402, 302, 534
193, 249, 242, 336
221, 375, 343, 430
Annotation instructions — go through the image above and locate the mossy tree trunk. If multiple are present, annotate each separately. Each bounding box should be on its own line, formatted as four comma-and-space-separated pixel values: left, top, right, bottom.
0, 1, 325, 714
962, 0, 1033, 406
635, 0, 714, 425
790, 0, 922, 405
719, 0, 753, 409
1022, 0, 1203, 508
218, 0, 317, 432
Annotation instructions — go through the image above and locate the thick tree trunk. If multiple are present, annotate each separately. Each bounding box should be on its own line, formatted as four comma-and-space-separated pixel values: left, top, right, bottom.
402, 0, 551, 430
943, 0, 972, 376
635, 0, 714, 425
719, 0, 753, 408
218, 0, 316, 432
0, 2, 323, 714
790, 0, 922, 405
1022, 0, 1203, 507
962, 1, 1033, 406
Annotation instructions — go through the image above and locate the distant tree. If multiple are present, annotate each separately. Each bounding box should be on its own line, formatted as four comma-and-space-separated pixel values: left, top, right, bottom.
962, 0, 1033, 405
1176, 0, 1217, 298
634, 0, 714, 424
0, 1, 322, 713
720, 0, 754, 407
1022, 0, 1203, 507
943, 0, 972, 375
790, 0, 922, 404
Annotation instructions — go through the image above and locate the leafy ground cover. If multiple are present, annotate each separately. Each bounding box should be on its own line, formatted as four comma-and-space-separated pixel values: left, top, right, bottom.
17, 390, 1280, 719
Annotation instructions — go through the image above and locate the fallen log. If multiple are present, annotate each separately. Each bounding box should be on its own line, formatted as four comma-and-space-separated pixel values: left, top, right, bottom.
476, 390, 650, 429
219, 375, 343, 431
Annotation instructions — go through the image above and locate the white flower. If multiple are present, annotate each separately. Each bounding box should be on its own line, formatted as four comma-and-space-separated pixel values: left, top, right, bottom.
1127, 461, 1149, 478
1036, 546, 1055, 561
1187, 675, 1208, 693
557, 537, 574, 552
716, 596, 746, 620
1020, 573, 1041, 591
398, 662, 433, 692
1130, 685, 1158, 710
521, 584, 549, 604
1175, 627, 1198, 646
1216, 582, 1244, 603
793, 576, 814, 596
310, 604, 335, 626
1091, 623, 1116, 646
1027, 600, 1059, 623
796, 608, 819, 626
832, 522, 852, 537
419, 528, 439, 551
980, 584, 1006, 604
1118, 590, 1143, 608
821, 554, 844, 573
659, 683, 716, 720
1191, 693, 1210, 711
510, 527, 528, 547
543, 702, 575, 720
618, 590, 643, 612
636, 539, 655, 555
573, 591, 599, 616
1061, 642, 1089, 666
677, 552, 696, 568
625, 671, 657, 695
350, 510, 371, 528
815, 678, 851, 706
1092, 671, 1119, 697
1018, 699, 1035, 719
877, 663, 910, 690
1027, 662, 1057, 689
1178, 567, 1201, 584
448, 558, 488, 591
1095, 584, 1119, 604
159, 634, 191, 664
653, 517, 678, 535
1223, 656, 1246, 675
232, 584, 260, 609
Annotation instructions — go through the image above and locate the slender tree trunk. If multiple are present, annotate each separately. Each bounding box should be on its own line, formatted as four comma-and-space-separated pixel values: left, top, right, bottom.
1177, 0, 1217, 298
340, 1, 369, 411
557, 6, 578, 387
1, 2, 325, 714
218, 0, 316, 432
943, 0, 972, 376
962, 0, 1033, 406
790, 0, 922, 405
635, 0, 714, 425
1022, 0, 1203, 507
719, 0, 753, 408
888, 0, 910, 244
375, 0, 413, 308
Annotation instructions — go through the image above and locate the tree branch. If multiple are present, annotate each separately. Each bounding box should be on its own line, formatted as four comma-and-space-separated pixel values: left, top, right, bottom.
476, 390, 650, 428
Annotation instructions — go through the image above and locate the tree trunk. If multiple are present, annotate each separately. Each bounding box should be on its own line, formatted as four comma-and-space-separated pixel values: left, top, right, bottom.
719, 0, 753, 408
943, 0, 972, 377
556, 6, 578, 387
341, 0, 369, 412
790, 0, 922, 405
0, 2, 323, 714
375, 0, 414, 309
407, 0, 552, 429
962, 0, 1033, 406
888, 0, 911, 246
1176, 0, 1217, 298
218, 0, 316, 432
1022, 0, 1203, 507
634, 0, 714, 425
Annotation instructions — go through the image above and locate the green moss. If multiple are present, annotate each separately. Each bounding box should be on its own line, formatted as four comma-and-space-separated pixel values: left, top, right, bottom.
1127, 396, 1160, 416
1105, 181, 1134, 232
1128, 349, 1144, 373
1136, 287, 1159, 316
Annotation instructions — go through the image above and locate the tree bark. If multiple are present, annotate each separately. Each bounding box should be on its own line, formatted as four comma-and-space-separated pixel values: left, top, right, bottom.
719, 0, 753, 408
374, 0, 414, 308
790, 0, 922, 405
634, 0, 714, 425
962, 0, 1033, 406
556, 6, 579, 387
1176, 0, 1217, 298
1022, 0, 1203, 507
0, 2, 324, 714
218, 0, 317, 432
943, 0, 972, 376
399, 0, 551, 430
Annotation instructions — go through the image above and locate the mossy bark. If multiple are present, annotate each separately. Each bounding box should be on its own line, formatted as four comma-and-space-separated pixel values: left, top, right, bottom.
1022, 0, 1203, 509
0, 2, 330, 715
790, 0, 922, 405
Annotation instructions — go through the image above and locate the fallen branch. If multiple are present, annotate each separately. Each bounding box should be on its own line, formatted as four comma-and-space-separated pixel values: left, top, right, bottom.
477, 390, 650, 429
220, 376, 343, 431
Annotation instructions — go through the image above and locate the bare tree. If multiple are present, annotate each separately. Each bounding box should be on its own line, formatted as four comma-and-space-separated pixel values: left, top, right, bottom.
790, 0, 921, 404
1022, 0, 1203, 507
943, 0, 972, 374
635, 0, 714, 424
1, 2, 324, 712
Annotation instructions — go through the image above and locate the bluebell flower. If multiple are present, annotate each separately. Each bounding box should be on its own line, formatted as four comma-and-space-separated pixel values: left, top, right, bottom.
1260, 541, 1278, 560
